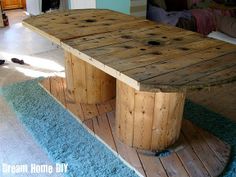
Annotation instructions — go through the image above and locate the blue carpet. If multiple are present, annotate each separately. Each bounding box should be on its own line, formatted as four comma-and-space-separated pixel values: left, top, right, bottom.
0, 79, 138, 177
0, 79, 236, 177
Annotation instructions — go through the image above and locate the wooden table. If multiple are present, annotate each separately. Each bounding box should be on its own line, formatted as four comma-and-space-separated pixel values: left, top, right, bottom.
23, 9, 236, 151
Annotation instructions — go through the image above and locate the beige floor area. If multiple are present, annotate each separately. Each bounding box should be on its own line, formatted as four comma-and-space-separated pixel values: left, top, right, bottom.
0, 9, 235, 177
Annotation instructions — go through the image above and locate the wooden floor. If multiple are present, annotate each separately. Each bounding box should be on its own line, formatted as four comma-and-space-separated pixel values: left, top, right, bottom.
40, 77, 231, 177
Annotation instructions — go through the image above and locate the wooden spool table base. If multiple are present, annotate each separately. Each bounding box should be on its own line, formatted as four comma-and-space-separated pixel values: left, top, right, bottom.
116, 80, 186, 151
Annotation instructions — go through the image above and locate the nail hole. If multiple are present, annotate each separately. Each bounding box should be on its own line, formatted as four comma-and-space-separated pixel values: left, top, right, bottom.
85, 19, 96, 23
179, 47, 190, 51
121, 35, 132, 39
148, 41, 161, 46
152, 52, 162, 55
124, 46, 133, 49
174, 38, 183, 41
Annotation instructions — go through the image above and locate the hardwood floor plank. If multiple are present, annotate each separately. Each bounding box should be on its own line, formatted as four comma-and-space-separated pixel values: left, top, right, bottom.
96, 101, 113, 115
138, 151, 168, 177
160, 153, 189, 177
84, 119, 94, 132
92, 114, 117, 151
182, 120, 224, 177
107, 111, 146, 176
177, 133, 210, 177
81, 104, 99, 120
196, 126, 231, 165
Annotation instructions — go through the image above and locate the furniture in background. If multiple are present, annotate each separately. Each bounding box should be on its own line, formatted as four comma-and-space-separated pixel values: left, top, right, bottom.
1, 0, 25, 10
147, 0, 236, 36
0, 0, 7, 27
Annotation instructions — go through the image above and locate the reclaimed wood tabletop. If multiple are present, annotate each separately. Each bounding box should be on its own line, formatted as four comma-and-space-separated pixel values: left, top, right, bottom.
23, 9, 236, 92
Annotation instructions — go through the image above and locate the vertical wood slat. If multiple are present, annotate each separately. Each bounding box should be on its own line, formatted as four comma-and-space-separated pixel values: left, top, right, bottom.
86, 63, 101, 103
71, 54, 88, 103
64, 51, 74, 92
151, 92, 186, 150
116, 80, 186, 150
116, 80, 135, 146
64, 51, 116, 104
133, 92, 155, 149
50, 77, 67, 107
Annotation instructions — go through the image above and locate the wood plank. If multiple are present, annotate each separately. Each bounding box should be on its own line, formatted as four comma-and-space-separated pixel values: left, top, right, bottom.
176, 133, 211, 177
182, 120, 224, 177
92, 115, 117, 151
138, 151, 168, 177
107, 111, 146, 176
133, 92, 155, 149
115, 81, 135, 146
86, 63, 102, 103
50, 77, 66, 106
111, 43, 236, 73
84, 119, 94, 132
64, 88, 85, 121
23, 9, 139, 41
151, 92, 185, 150
196, 126, 231, 166
64, 51, 74, 91
189, 65, 236, 86
82, 35, 211, 63
141, 52, 236, 91
66, 28, 195, 53
81, 104, 99, 120
96, 101, 113, 115
109, 99, 116, 110
123, 42, 228, 83
40, 77, 51, 92
71, 54, 88, 103
160, 153, 190, 177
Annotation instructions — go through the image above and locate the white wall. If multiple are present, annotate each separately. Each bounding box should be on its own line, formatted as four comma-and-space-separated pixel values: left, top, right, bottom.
70, 0, 96, 9
26, 0, 42, 15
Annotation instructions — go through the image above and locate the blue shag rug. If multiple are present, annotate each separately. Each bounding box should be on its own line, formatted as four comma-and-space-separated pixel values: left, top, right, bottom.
0, 79, 236, 177
0, 78, 138, 177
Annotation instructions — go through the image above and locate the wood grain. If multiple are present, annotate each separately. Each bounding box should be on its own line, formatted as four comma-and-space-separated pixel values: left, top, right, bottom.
23, 9, 236, 92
